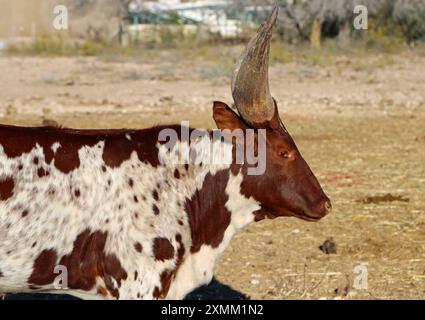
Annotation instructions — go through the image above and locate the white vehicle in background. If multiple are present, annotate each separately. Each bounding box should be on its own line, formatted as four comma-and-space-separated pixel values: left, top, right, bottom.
125, 0, 244, 39
118, 0, 275, 45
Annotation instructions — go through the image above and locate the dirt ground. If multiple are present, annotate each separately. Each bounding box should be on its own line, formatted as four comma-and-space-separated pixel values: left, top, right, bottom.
0, 47, 424, 300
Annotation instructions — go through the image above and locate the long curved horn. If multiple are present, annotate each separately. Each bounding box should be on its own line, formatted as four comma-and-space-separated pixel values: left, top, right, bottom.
231, 6, 278, 128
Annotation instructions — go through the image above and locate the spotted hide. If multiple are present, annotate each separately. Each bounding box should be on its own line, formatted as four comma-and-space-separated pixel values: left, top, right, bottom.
0, 121, 261, 300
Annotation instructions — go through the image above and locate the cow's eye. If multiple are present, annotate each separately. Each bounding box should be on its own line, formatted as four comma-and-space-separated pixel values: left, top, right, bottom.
279, 151, 290, 159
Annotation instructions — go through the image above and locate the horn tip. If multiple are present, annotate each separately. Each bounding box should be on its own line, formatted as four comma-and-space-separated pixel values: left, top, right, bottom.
261, 5, 279, 32
270, 5, 279, 24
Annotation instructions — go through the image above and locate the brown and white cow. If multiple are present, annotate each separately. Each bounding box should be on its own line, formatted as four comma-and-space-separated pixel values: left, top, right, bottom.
0, 8, 331, 300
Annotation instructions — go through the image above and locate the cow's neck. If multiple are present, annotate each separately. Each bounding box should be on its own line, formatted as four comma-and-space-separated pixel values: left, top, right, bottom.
167, 161, 260, 299
185, 165, 259, 252
159, 130, 261, 252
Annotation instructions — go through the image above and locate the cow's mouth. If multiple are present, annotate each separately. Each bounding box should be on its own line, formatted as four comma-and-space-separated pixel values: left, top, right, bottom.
269, 207, 324, 222
279, 201, 331, 222
256, 205, 325, 222
292, 213, 323, 222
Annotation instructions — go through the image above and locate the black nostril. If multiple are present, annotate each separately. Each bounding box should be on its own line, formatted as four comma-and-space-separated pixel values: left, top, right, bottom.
325, 200, 332, 213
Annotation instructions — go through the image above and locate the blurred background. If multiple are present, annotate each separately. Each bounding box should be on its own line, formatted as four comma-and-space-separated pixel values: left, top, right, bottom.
2, 0, 425, 51
0, 0, 424, 300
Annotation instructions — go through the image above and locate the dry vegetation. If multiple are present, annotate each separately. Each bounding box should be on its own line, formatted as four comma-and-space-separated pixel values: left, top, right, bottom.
0, 43, 424, 299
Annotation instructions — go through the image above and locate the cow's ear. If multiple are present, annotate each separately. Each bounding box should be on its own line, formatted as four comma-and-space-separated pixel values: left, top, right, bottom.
213, 101, 248, 131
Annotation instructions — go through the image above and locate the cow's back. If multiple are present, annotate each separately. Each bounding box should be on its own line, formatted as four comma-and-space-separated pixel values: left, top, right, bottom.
0, 125, 192, 299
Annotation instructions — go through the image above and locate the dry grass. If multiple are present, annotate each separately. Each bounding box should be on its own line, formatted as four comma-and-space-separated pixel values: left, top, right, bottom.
1, 50, 424, 300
